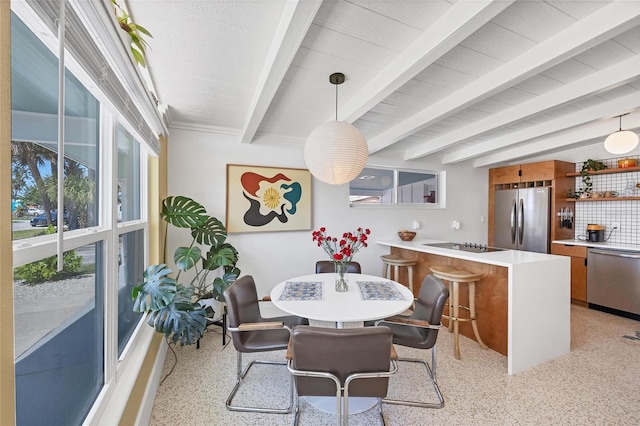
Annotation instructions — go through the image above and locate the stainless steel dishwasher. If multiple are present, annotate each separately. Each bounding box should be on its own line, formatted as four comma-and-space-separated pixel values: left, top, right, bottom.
587, 248, 640, 320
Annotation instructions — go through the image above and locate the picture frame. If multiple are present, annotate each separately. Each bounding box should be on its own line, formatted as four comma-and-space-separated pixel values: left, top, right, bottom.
226, 164, 312, 233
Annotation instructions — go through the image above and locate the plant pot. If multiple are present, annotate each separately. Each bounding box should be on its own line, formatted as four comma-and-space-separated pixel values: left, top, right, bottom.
199, 298, 225, 322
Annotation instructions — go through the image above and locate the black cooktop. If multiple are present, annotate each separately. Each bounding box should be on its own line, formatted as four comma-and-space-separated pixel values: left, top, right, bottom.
423, 242, 506, 253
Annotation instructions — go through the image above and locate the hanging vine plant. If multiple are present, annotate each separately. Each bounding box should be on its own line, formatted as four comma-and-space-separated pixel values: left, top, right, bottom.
111, 0, 153, 67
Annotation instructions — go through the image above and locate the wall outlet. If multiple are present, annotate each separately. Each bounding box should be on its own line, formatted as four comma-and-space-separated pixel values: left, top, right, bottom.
612, 222, 621, 232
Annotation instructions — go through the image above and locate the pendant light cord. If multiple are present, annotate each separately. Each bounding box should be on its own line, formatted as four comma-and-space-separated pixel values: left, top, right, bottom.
335, 82, 338, 121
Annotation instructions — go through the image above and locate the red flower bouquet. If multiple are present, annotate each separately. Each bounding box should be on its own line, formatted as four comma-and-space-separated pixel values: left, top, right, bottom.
311, 227, 371, 291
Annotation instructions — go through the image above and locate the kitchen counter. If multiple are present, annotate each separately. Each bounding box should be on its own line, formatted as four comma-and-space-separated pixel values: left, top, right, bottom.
379, 238, 566, 266
553, 239, 640, 253
377, 239, 570, 375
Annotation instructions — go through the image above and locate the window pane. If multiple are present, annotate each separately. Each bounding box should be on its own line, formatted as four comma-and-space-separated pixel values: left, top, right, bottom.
117, 125, 141, 222
14, 242, 104, 425
349, 167, 395, 204
11, 11, 60, 240
63, 68, 99, 230
398, 171, 438, 204
118, 230, 144, 356
10, 11, 99, 238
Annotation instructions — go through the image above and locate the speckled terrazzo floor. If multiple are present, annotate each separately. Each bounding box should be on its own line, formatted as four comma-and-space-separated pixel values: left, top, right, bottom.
149, 304, 640, 425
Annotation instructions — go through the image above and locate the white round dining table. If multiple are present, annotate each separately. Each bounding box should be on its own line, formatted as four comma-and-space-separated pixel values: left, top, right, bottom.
271, 273, 413, 415
270, 273, 414, 328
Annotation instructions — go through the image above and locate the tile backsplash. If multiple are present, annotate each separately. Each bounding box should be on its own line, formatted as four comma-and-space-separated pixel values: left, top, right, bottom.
573, 155, 639, 245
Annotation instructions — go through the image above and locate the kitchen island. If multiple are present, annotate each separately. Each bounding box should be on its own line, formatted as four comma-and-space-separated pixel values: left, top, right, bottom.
377, 239, 571, 375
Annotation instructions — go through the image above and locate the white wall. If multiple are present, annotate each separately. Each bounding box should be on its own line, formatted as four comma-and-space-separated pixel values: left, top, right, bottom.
167, 128, 489, 295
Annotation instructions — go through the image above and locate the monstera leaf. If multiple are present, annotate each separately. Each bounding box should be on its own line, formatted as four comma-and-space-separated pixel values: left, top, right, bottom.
203, 243, 238, 270
174, 245, 202, 272
191, 216, 227, 246
161, 196, 207, 229
132, 264, 177, 313
146, 285, 207, 346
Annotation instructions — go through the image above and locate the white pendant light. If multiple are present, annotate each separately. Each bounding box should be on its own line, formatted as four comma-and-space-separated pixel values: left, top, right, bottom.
304, 73, 368, 185
604, 114, 639, 155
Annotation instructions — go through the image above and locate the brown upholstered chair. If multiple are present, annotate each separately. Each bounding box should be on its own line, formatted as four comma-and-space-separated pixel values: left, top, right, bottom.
315, 260, 361, 274
286, 325, 397, 425
375, 274, 449, 409
224, 275, 308, 413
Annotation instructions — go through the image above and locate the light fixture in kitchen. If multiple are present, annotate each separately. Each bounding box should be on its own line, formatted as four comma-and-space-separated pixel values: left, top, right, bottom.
604, 113, 639, 155
304, 73, 368, 185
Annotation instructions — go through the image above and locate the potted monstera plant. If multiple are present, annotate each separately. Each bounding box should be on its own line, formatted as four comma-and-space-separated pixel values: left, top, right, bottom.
132, 196, 240, 346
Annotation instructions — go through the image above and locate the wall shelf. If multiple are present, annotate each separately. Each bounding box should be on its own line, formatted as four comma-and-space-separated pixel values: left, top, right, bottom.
565, 197, 640, 202
566, 166, 640, 177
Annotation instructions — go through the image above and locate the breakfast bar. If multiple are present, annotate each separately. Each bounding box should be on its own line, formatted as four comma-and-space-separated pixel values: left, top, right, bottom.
377, 239, 571, 375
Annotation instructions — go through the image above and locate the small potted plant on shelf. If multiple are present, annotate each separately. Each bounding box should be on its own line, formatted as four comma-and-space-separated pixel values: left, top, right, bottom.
577, 159, 608, 197
131, 196, 240, 346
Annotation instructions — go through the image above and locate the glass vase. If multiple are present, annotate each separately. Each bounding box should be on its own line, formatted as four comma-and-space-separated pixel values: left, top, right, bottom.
334, 261, 349, 292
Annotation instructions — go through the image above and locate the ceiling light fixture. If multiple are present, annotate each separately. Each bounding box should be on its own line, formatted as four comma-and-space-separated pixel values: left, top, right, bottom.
604, 113, 639, 155
304, 72, 368, 185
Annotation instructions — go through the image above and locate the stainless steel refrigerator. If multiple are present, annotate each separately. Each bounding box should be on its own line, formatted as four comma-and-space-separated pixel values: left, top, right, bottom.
493, 187, 551, 253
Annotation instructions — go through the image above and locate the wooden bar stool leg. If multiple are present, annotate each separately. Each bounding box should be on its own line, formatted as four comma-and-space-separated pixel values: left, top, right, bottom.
393, 265, 399, 282
407, 265, 414, 294
382, 263, 388, 279
447, 281, 454, 333
468, 281, 488, 350
452, 280, 461, 360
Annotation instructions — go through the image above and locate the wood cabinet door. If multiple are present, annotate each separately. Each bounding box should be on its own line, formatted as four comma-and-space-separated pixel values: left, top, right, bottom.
520, 161, 555, 181
489, 165, 521, 185
570, 256, 587, 302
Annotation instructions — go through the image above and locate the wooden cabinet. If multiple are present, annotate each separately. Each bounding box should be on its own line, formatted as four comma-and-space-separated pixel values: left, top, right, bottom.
489, 160, 575, 247
489, 165, 521, 185
551, 244, 587, 303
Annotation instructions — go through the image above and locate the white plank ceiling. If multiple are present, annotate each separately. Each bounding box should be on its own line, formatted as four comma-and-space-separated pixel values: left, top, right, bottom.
127, 0, 640, 168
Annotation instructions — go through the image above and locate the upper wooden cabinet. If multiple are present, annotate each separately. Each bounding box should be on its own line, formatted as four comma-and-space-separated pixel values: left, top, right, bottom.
489, 165, 521, 185
489, 160, 563, 186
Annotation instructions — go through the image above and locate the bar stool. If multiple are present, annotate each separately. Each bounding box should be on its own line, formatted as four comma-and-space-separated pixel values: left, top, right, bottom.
429, 265, 488, 360
381, 254, 416, 293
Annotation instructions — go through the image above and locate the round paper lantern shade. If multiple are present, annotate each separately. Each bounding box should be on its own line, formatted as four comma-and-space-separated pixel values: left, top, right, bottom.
604, 130, 639, 155
304, 121, 369, 185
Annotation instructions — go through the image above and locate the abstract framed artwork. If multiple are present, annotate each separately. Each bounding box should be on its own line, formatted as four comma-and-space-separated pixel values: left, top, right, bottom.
226, 164, 312, 233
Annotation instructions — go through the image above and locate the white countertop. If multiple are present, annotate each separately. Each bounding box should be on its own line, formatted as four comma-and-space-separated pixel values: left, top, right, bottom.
552, 239, 640, 253
377, 239, 564, 267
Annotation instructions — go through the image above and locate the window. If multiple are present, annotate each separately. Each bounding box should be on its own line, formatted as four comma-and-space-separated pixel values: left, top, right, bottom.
349, 166, 444, 206
117, 230, 144, 356
117, 125, 140, 222
13, 242, 104, 425
10, 4, 152, 424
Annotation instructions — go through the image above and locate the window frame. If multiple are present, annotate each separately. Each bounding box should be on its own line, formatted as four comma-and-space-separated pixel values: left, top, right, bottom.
349, 165, 447, 209
10, 3, 154, 424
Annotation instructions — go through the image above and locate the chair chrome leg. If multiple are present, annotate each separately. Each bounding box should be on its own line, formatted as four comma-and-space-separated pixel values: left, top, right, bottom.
377, 398, 386, 426
225, 351, 294, 413
382, 351, 444, 409
293, 387, 302, 426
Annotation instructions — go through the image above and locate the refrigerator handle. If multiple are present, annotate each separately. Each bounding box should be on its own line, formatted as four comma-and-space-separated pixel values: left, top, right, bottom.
510, 199, 517, 244
518, 198, 524, 245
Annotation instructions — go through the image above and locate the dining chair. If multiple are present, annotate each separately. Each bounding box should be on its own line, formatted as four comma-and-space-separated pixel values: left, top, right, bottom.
224, 275, 308, 413
286, 325, 398, 426
315, 260, 361, 274
375, 274, 449, 409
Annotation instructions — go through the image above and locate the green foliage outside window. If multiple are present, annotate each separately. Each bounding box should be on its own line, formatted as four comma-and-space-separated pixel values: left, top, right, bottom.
14, 227, 83, 284
14, 251, 83, 284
